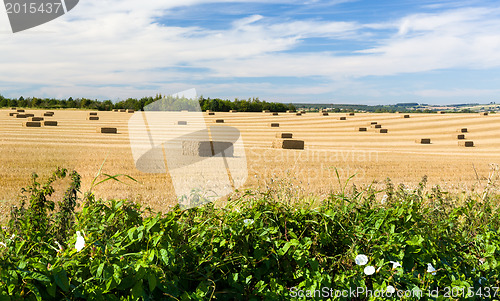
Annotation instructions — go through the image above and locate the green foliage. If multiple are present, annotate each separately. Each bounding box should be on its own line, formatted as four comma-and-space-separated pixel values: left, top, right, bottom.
1, 169, 500, 300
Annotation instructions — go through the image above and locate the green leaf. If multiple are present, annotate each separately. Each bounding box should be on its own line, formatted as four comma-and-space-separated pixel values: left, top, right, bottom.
148, 273, 157, 292
160, 249, 169, 265
131, 280, 144, 300
25, 283, 42, 301
54, 269, 70, 292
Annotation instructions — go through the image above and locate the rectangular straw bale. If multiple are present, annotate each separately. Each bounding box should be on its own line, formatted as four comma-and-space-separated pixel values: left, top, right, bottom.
24, 114, 34, 117
377, 129, 388, 133
88, 112, 98, 116
88, 116, 99, 120
276, 133, 293, 138
215, 119, 224, 123
403, 115, 410, 118
16, 109, 25, 112
10, 107, 16, 110
29, 117, 44, 121
270, 123, 280, 127
456, 134, 465, 139
229, 110, 237, 113
9, 112, 18, 116
339, 117, 347, 120
127, 109, 135, 113
347, 112, 355, 116
357, 127, 367, 131
416, 138, 431, 144
44, 112, 54, 116
272, 139, 304, 150
458, 141, 474, 147
262, 110, 270, 113
119, 109, 126, 112
480, 112, 488, 116
296, 113, 302, 116
370, 122, 377, 125
177, 121, 188, 125
182, 141, 234, 157
321, 112, 329, 116
44, 121, 58, 126
112, 109, 119, 112
286, 110, 294, 113
97, 127, 117, 134
457, 128, 468, 133
272, 112, 279, 116
23, 121, 41, 127
437, 111, 445, 114
16, 114, 27, 118
208, 112, 215, 115
206, 110, 213, 113
371, 124, 382, 128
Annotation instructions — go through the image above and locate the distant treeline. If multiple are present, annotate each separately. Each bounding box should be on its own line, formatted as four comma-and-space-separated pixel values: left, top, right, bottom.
0, 94, 296, 112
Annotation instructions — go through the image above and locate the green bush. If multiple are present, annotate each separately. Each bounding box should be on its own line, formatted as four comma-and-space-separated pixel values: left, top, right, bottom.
0, 170, 499, 300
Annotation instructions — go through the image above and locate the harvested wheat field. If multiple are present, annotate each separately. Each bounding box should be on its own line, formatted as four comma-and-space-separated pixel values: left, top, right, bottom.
2, 109, 500, 221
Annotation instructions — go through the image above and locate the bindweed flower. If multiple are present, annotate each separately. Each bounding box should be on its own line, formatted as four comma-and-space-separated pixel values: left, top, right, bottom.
243, 219, 254, 226
386, 285, 396, 294
426, 263, 437, 275
75, 231, 85, 252
390, 261, 402, 269
355, 254, 369, 266
364, 266, 376, 275
381, 194, 388, 204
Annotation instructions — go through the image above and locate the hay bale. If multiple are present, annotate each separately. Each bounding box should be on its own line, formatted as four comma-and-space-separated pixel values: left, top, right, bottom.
88, 116, 99, 121
339, 117, 347, 120
377, 129, 388, 133
15, 114, 27, 118
371, 124, 382, 129
206, 110, 213, 113
112, 109, 119, 112
437, 111, 445, 114
458, 141, 474, 147
456, 134, 465, 139
272, 139, 304, 150
208, 112, 215, 115
416, 138, 431, 144
262, 110, 270, 113
119, 109, 126, 112
44, 121, 58, 126
16, 109, 25, 112
403, 115, 410, 118
357, 127, 367, 132
88, 112, 98, 116
182, 141, 234, 157
44, 112, 54, 117
25, 114, 34, 117
23, 121, 41, 127
9, 112, 18, 117
229, 110, 237, 113
286, 110, 294, 113
321, 112, 329, 116
296, 113, 302, 116
480, 112, 489, 116
215, 119, 224, 123
457, 128, 468, 133
177, 121, 188, 125
10, 107, 16, 110
276, 133, 293, 138
347, 112, 355, 116
370, 122, 378, 125
97, 127, 117, 134
270, 123, 280, 127
271, 112, 279, 116
127, 109, 135, 113
29, 117, 44, 121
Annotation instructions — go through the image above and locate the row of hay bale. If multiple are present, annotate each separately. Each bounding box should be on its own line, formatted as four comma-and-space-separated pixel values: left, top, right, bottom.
112, 109, 134, 113
272, 132, 304, 150
9, 110, 58, 127
356, 121, 388, 133
415, 128, 474, 147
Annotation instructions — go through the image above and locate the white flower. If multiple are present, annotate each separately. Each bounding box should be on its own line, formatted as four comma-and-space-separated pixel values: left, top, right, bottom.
0, 242, 6, 248
386, 285, 396, 294
243, 219, 254, 226
55, 241, 63, 252
75, 231, 85, 252
364, 266, 376, 275
390, 261, 402, 269
10, 234, 15, 240
355, 254, 369, 266
381, 194, 388, 204
426, 263, 436, 275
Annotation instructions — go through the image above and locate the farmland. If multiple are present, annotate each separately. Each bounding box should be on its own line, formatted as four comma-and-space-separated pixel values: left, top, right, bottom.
1, 109, 500, 221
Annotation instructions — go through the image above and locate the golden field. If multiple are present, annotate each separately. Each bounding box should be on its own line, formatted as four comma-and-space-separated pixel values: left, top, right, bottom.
1, 108, 500, 220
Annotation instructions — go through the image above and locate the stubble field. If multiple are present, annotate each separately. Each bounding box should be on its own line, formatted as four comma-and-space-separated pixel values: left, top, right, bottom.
1, 108, 500, 222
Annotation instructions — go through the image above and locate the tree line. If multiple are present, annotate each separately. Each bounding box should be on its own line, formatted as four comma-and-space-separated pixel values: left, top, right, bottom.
0, 94, 296, 112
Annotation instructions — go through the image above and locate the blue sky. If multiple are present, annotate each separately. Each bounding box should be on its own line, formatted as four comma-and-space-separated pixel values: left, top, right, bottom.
1, 0, 500, 104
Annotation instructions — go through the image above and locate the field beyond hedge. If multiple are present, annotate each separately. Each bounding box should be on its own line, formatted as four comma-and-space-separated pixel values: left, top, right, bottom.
1, 169, 500, 300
